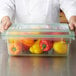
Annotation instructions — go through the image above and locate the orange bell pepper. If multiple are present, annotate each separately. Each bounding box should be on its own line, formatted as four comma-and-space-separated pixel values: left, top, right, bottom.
20, 38, 34, 47
8, 42, 22, 55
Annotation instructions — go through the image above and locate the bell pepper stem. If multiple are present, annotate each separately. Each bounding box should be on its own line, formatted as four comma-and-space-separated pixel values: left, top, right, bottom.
12, 47, 16, 52
42, 44, 46, 50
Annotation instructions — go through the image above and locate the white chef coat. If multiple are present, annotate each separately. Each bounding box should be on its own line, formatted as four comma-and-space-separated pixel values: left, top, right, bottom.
0, 0, 76, 24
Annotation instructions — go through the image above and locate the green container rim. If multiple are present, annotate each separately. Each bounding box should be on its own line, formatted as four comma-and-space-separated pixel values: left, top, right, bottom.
1, 23, 75, 40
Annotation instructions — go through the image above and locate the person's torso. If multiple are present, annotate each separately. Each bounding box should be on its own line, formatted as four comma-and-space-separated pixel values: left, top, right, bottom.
14, 0, 60, 24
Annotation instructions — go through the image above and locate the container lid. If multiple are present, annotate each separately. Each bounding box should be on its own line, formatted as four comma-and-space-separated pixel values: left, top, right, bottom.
1, 23, 75, 40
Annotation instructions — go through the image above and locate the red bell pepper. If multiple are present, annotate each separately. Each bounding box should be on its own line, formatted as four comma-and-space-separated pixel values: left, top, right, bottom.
40, 40, 53, 51
22, 43, 29, 51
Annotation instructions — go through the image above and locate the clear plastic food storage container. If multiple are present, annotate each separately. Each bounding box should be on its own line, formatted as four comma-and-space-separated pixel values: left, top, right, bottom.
1, 23, 75, 56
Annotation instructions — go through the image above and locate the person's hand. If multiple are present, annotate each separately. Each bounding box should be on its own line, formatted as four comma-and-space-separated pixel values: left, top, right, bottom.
0, 16, 12, 32
69, 16, 76, 31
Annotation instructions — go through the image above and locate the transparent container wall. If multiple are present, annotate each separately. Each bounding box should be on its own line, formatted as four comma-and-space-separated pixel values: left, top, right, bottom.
1, 23, 75, 56
7, 37, 71, 56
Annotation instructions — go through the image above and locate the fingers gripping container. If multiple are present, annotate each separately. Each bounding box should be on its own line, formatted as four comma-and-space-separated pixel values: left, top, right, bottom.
2, 23, 75, 56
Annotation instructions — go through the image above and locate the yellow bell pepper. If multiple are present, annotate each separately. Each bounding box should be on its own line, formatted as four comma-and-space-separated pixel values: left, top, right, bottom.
30, 40, 42, 54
